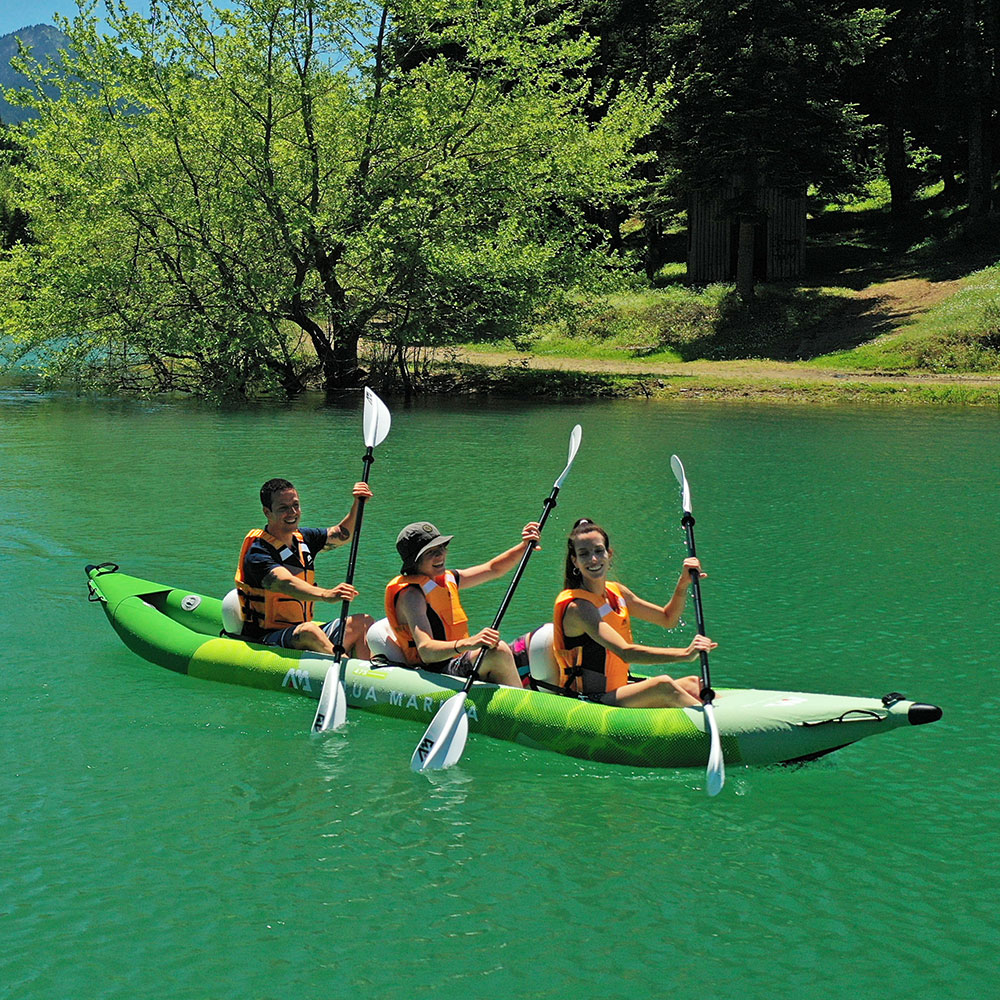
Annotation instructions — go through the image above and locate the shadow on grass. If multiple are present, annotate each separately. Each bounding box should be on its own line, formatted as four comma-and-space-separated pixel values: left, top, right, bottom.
424, 362, 664, 399
655, 203, 1000, 362
662, 287, 905, 362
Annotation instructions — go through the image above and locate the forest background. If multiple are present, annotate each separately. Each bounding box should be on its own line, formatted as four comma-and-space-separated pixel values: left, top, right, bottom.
1, 0, 998, 402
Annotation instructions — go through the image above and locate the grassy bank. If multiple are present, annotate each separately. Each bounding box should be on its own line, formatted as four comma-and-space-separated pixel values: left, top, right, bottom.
432, 360, 1000, 406
442, 189, 1000, 403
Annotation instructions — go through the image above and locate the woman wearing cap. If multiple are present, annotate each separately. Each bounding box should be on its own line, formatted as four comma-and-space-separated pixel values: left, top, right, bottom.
550, 518, 716, 707
384, 520, 540, 685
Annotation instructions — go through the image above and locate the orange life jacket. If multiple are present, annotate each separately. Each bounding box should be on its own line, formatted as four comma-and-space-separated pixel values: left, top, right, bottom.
384, 571, 469, 666
235, 529, 316, 635
552, 583, 631, 695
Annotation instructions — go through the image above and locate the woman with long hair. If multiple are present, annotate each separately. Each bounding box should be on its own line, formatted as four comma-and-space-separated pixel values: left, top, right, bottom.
552, 518, 717, 707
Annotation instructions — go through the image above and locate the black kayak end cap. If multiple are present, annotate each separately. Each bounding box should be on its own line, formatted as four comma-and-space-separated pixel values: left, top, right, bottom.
908, 703, 943, 726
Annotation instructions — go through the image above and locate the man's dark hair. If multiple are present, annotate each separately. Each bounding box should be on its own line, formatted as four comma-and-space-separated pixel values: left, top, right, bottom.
260, 478, 294, 509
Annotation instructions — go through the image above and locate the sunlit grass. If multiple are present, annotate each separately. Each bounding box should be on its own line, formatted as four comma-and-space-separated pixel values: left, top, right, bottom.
815, 263, 1000, 372
816, 178, 946, 215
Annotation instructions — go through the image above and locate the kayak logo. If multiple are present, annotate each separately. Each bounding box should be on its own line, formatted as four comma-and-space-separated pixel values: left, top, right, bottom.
389, 690, 438, 713
414, 736, 435, 764
387, 688, 479, 720
282, 667, 313, 692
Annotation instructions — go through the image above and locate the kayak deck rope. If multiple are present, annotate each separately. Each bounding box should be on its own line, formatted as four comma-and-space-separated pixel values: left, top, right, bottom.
799, 709, 887, 727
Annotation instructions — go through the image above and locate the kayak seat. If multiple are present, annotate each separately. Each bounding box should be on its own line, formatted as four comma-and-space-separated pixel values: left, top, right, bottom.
221, 588, 244, 637
527, 623, 560, 686
366, 617, 408, 664
366, 617, 561, 682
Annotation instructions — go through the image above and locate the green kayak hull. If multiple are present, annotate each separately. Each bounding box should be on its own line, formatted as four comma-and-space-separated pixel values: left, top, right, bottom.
85, 564, 942, 770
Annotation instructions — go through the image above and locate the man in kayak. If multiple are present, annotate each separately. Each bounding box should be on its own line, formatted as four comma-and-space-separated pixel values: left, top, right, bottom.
549, 518, 716, 706
384, 520, 540, 686
233, 478, 373, 656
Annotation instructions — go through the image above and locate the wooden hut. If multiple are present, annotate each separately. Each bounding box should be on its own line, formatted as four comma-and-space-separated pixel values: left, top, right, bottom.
687, 186, 806, 284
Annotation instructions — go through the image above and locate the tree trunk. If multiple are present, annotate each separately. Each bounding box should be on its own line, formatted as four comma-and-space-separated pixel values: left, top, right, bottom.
964, 0, 991, 219
735, 216, 756, 303
940, 153, 962, 204
882, 56, 915, 219
644, 216, 667, 281
884, 115, 914, 219
324, 324, 363, 391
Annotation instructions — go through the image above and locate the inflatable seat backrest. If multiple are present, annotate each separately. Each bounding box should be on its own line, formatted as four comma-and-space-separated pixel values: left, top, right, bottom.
221, 588, 244, 636
527, 623, 559, 685
366, 617, 407, 663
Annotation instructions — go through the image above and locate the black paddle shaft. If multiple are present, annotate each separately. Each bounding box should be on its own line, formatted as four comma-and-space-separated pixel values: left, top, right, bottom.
462, 488, 562, 690
331, 447, 375, 658
681, 511, 715, 703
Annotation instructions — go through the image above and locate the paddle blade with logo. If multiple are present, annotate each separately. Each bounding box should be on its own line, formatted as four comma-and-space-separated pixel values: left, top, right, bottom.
363, 387, 391, 449
312, 661, 348, 733
410, 692, 470, 772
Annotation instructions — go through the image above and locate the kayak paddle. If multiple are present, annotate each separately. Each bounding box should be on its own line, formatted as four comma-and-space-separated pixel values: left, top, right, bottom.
670, 454, 725, 797
410, 424, 583, 771
312, 387, 391, 733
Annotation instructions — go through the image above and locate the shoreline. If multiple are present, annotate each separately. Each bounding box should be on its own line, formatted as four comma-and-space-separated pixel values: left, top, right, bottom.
435, 350, 1000, 406
5, 356, 1000, 407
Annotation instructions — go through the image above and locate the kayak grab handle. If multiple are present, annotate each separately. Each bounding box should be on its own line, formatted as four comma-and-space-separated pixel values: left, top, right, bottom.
85, 562, 119, 577
86, 562, 120, 601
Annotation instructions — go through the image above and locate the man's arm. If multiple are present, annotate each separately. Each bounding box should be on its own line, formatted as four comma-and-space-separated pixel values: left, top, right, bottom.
262, 566, 358, 604
323, 481, 373, 549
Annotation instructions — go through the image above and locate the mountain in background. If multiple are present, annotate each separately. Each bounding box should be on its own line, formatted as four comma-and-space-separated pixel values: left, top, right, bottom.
1, 23, 73, 126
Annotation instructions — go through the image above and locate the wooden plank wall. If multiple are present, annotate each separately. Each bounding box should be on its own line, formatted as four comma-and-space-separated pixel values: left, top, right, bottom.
687, 187, 805, 283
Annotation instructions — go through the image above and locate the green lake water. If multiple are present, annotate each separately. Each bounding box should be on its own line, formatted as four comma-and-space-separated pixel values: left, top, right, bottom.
1, 389, 997, 1000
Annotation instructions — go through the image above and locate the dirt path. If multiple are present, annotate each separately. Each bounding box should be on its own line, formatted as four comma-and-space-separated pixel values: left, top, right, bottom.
446, 278, 1000, 388
450, 351, 1000, 385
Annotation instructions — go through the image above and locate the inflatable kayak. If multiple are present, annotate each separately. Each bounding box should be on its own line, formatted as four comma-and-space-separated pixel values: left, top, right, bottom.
85, 563, 942, 769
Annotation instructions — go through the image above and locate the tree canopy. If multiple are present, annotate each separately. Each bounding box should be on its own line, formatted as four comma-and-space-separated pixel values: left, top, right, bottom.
1, 0, 655, 396
1, 0, 996, 395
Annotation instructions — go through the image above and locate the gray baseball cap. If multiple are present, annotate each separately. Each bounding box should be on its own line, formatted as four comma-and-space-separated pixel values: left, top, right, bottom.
396, 521, 454, 570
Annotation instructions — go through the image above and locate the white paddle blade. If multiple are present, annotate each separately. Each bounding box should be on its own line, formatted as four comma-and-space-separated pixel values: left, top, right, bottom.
670, 454, 692, 514
363, 387, 392, 449
311, 662, 348, 733
410, 692, 470, 772
703, 702, 725, 797
554, 424, 583, 488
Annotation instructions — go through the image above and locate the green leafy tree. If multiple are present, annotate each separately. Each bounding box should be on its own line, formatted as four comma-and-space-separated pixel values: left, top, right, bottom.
1, 0, 654, 397
0, 126, 30, 250
574, 0, 679, 277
